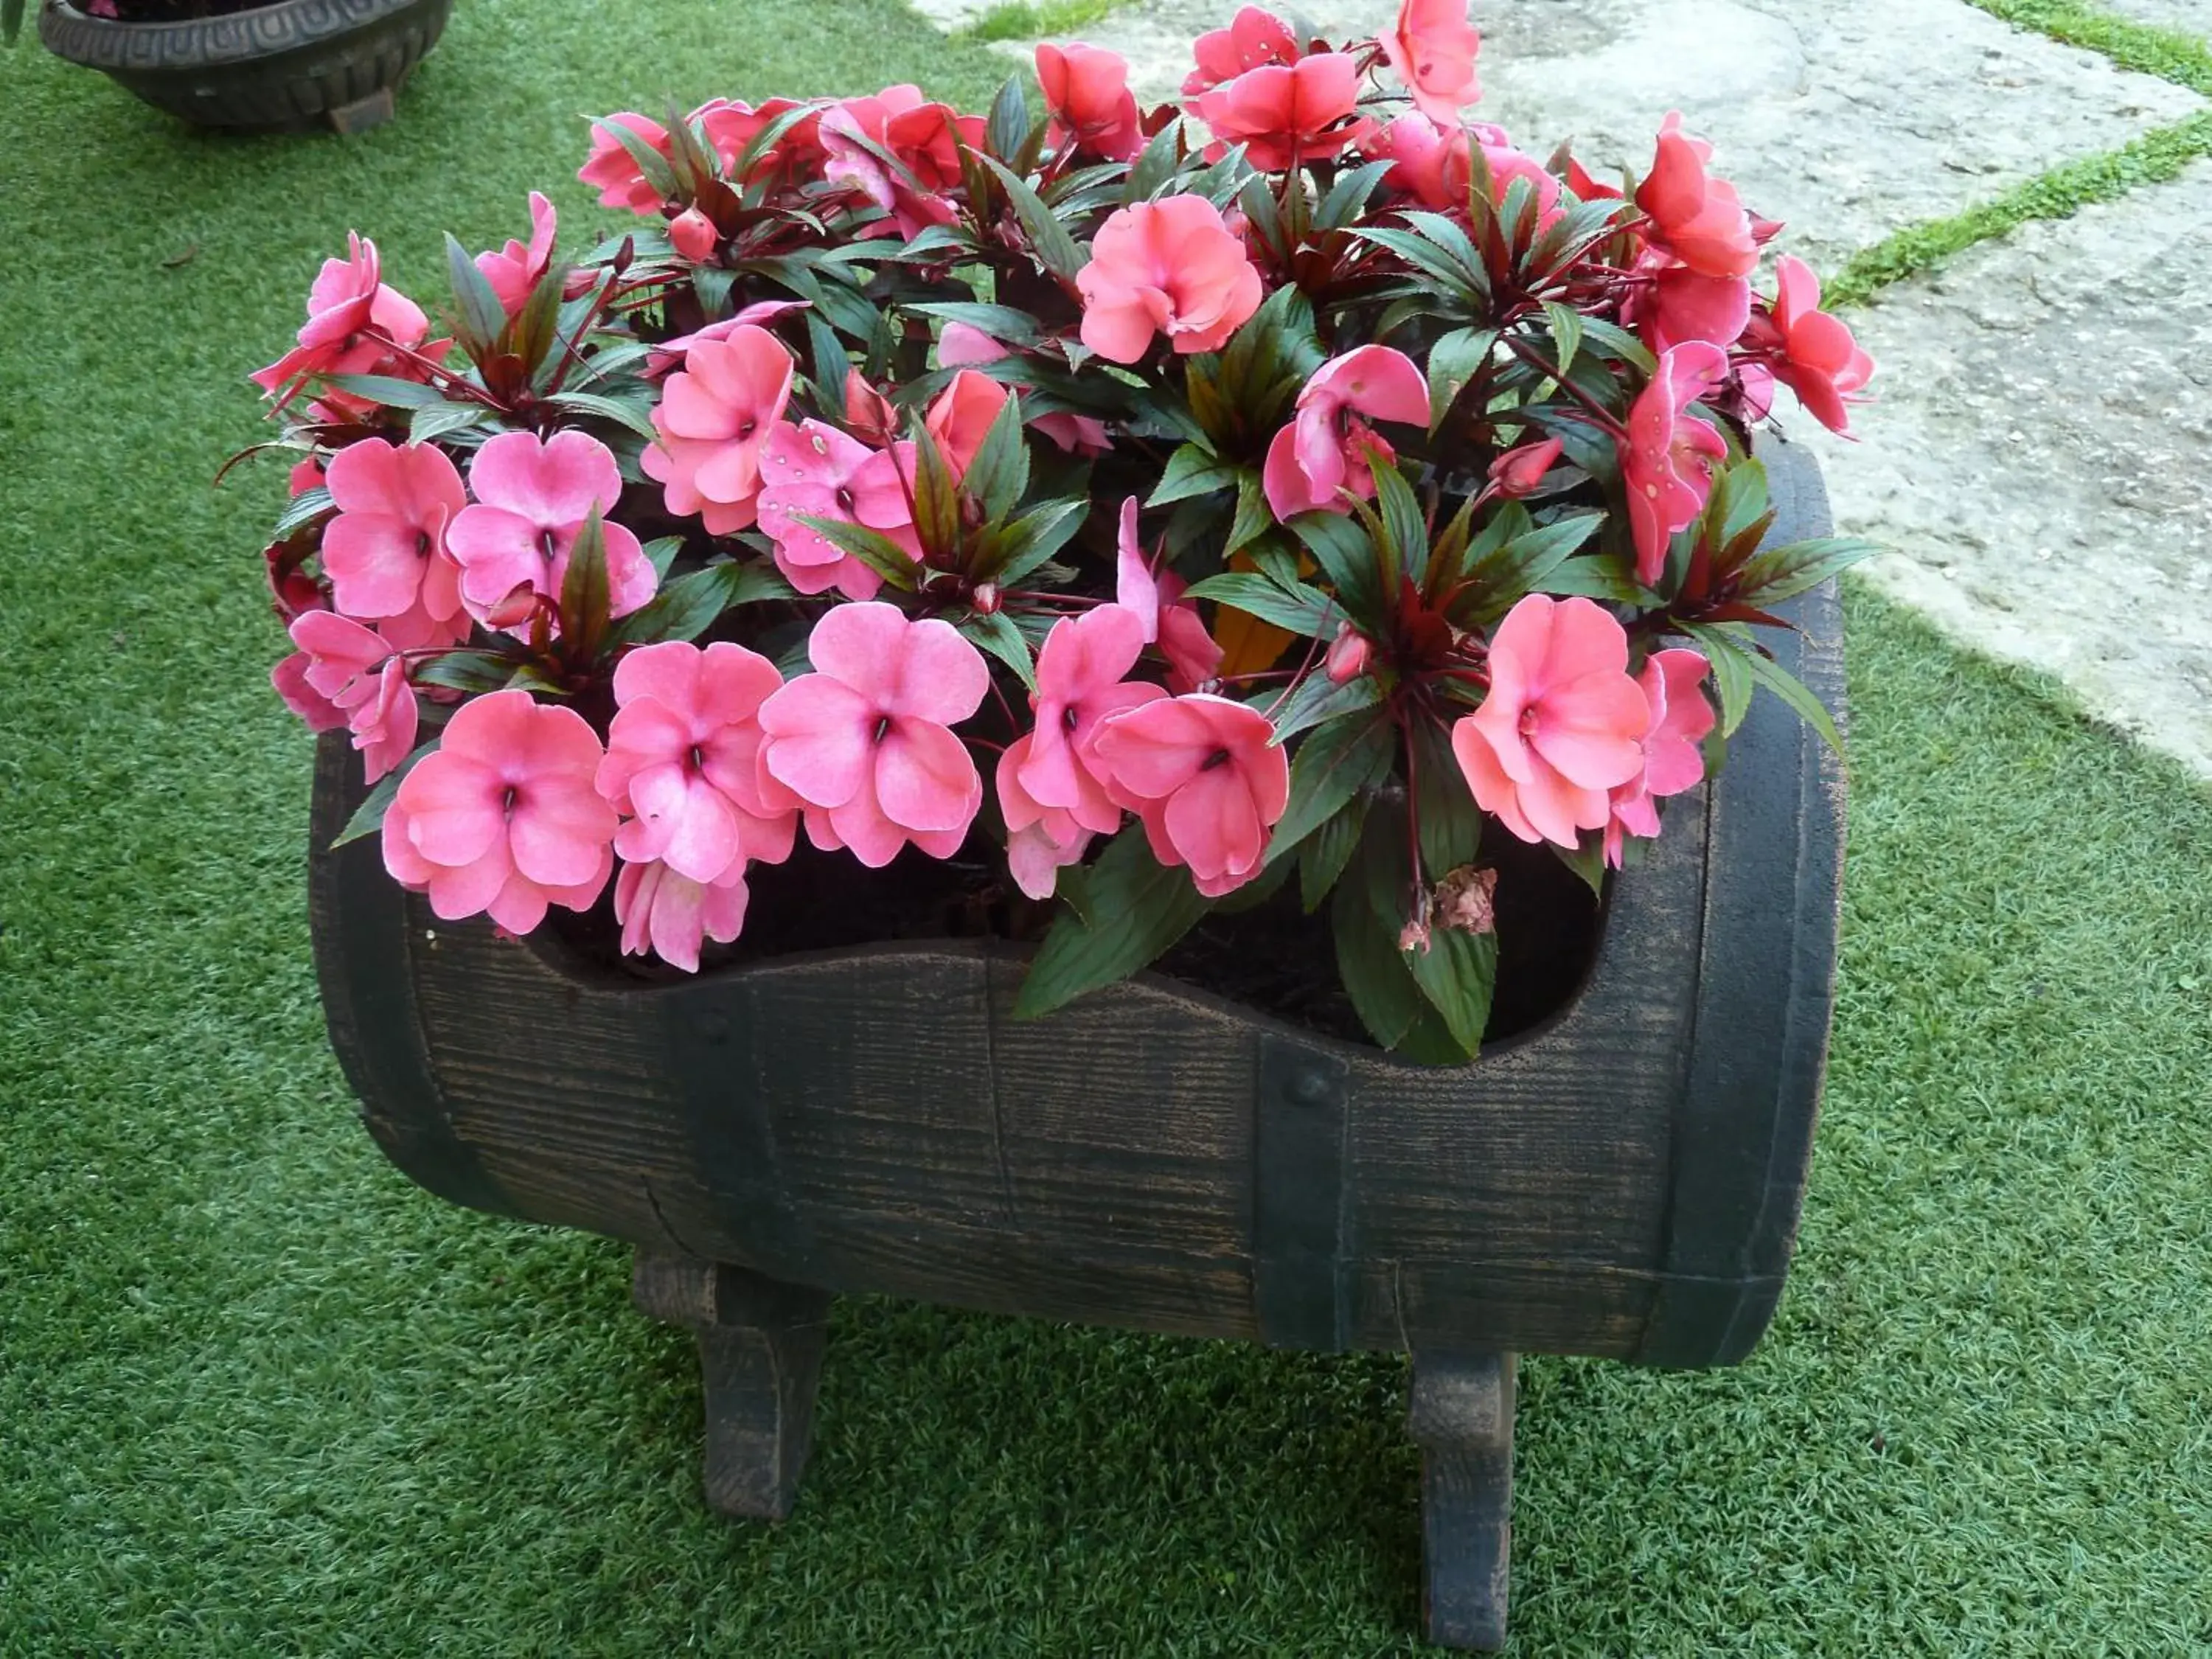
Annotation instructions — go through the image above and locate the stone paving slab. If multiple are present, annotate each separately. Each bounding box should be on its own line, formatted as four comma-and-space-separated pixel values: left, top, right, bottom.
984, 0, 2202, 271
1801, 159, 2212, 777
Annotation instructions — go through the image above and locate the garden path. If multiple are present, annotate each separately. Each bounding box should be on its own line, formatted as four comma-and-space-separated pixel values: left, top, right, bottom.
916, 0, 2212, 777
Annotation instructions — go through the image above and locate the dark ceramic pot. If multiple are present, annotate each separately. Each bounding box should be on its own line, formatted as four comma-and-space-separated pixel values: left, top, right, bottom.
38, 0, 451, 133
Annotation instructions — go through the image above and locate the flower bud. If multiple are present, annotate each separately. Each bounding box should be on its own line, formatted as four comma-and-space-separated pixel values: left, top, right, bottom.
971, 582, 1001, 616
1324, 622, 1371, 686
668, 208, 718, 262
1487, 438, 1562, 498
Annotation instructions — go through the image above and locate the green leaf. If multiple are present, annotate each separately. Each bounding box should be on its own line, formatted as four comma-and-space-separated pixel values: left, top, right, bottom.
408, 402, 490, 444
1567, 314, 1657, 375
1368, 453, 1430, 589
593, 116, 680, 201
1551, 834, 1607, 897
1148, 444, 1242, 508
985, 74, 1034, 164
1122, 122, 1183, 203
1739, 644, 1843, 751
1733, 535, 1885, 604
1012, 830, 1211, 1019
1425, 326, 1496, 434
544, 389, 662, 444
274, 485, 335, 538
1223, 470, 1274, 560
640, 535, 684, 580
329, 737, 437, 849
1267, 670, 1383, 741
604, 560, 797, 650
1408, 717, 1482, 876
558, 506, 613, 661
1180, 572, 1337, 639
905, 301, 1043, 345
961, 610, 1036, 691
1299, 793, 1368, 911
807, 313, 849, 421
321, 374, 448, 408
1460, 511, 1606, 626
1683, 622, 1756, 737
443, 232, 511, 355
1332, 872, 1425, 1049
411, 651, 518, 695
908, 421, 963, 556
1542, 300, 1585, 377
1267, 714, 1395, 860
1537, 554, 1651, 604
1316, 159, 1394, 229
790, 515, 922, 591
962, 390, 1030, 524
1398, 211, 1489, 288
1284, 509, 1380, 622
1352, 225, 1484, 302
990, 498, 1089, 585
980, 155, 1087, 282
1403, 919, 1497, 1055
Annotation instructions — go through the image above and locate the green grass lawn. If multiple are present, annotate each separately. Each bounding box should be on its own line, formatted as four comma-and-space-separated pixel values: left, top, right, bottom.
4, 1, 2211, 1652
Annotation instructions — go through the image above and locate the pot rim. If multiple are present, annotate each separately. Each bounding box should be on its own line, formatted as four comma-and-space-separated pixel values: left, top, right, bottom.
39, 0, 442, 69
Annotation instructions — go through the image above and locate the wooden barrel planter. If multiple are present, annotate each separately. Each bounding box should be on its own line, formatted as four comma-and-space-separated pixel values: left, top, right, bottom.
307, 439, 1846, 1651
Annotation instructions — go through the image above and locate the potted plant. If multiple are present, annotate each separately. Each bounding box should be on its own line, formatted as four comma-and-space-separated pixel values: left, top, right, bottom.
6, 0, 452, 133
257, 6, 1877, 1646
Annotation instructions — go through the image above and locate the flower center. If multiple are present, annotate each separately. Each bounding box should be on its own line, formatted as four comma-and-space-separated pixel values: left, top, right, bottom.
872, 714, 892, 745
689, 744, 706, 771
835, 485, 856, 513
541, 529, 560, 563
415, 530, 432, 557
737, 419, 757, 440
1062, 705, 1081, 732
1200, 747, 1231, 771
1519, 706, 1541, 738
501, 785, 520, 818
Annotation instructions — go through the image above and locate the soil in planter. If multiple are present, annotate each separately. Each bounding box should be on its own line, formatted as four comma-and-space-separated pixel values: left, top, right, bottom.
544, 825, 1601, 1049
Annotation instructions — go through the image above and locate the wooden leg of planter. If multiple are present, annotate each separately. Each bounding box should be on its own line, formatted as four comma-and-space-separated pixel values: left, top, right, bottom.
631, 1251, 832, 1522
1408, 1349, 1517, 1652
327, 88, 397, 136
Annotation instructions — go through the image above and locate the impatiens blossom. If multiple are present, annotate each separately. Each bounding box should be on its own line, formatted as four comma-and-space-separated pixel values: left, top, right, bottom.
1488, 437, 1562, 498
641, 325, 795, 534
251, 233, 431, 410
1092, 693, 1290, 897
382, 690, 619, 933
695, 95, 828, 181
1371, 114, 1559, 230
1450, 595, 1650, 849
1183, 6, 1298, 94
1020, 603, 1164, 830
1114, 497, 1224, 691
1192, 52, 1362, 172
579, 114, 672, 213
283, 610, 418, 782
820, 87, 984, 238
1604, 647, 1714, 866
1380, 0, 1481, 126
757, 603, 989, 866
319, 439, 470, 649
938, 324, 1111, 454
1036, 43, 1142, 161
644, 299, 812, 378
475, 192, 557, 317
668, 207, 719, 263
996, 746, 1095, 901
1739, 256, 1874, 434
597, 640, 796, 883
1077, 195, 1263, 363
447, 431, 657, 630
1635, 114, 1758, 280
923, 369, 1009, 476
1263, 345, 1430, 518
757, 420, 918, 599
1630, 258, 1752, 355
1622, 341, 1730, 584
613, 857, 751, 973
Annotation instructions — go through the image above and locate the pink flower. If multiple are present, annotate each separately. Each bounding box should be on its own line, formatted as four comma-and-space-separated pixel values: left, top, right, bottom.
668, 207, 719, 263
695, 96, 828, 181
1325, 622, 1372, 684
1604, 647, 1714, 866
924, 369, 1009, 476
643, 299, 813, 378
1184, 6, 1298, 95
319, 439, 469, 646
1020, 602, 1165, 831
447, 431, 656, 631
1636, 114, 1758, 280
641, 325, 795, 535
271, 653, 347, 734
251, 233, 431, 409
1193, 52, 1362, 173
844, 370, 900, 445
1630, 257, 1753, 355
1742, 256, 1874, 434
284, 610, 419, 782
1092, 693, 1290, 897
757, 603, 990, 866
821, 88, 986, 238
1488, 437, 1562, 498
757, 420, 920, 599
598, 640, 796, 883
1373, 114, 1557, 229
1622, 341, 1731, 585
580, 114, 671, 214
1380, 0, 1481, 125
1078, 196, 1265, 364
1262, 344, 1430, 518
996, 744, 1096, 900
1037, 43, 1142, 161
382, 690, 619, 933
1451, 594, 1651, 848
1114, 497, 1223, 691
938, 324, 1110, 453
475, 192, 557, 318
613, 857, 751, 973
